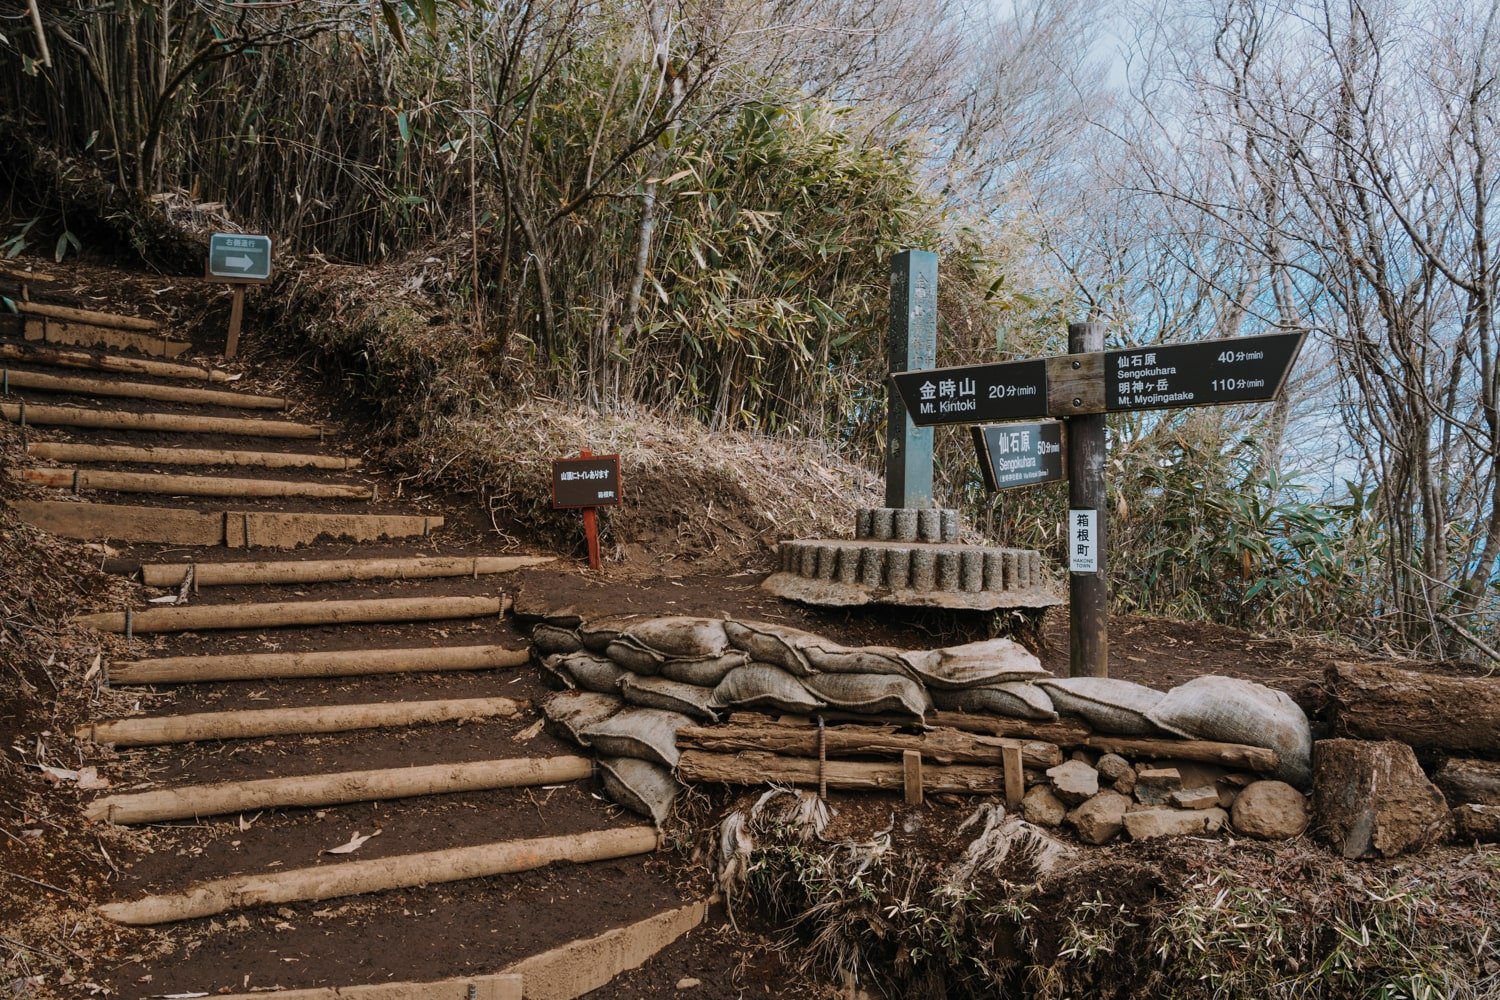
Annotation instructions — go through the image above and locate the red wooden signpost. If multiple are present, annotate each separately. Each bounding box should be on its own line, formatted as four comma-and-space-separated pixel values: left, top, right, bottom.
551, 450, 622, 570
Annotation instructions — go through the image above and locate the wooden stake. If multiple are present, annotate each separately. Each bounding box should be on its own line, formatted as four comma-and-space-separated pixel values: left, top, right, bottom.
1001, 745, 1024, 809
902, 750, 923, 806
1067, 320, 1108, 677
225, 285, 246, 358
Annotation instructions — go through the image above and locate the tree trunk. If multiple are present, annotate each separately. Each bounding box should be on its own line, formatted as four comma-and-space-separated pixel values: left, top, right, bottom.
1326, 661, 1500, 755
1433, 757, 1500, 806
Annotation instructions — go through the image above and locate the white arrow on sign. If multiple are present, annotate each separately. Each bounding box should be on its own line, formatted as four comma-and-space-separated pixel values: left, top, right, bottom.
225, 255, 255, 270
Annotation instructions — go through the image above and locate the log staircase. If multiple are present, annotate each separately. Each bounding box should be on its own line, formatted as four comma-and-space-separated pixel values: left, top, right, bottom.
1, 279, 706, 998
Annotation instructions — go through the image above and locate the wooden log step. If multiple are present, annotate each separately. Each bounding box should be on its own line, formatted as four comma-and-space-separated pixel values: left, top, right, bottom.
78, 695, 523, 746
25, 318, 190, 358
27, 441, 357, 469
19, 300, 160, 331
0, 342, 232, 382
87, 755, 594, 824
99, 826, 659, 925
211, 974, 521, 1000
76, 593, 508, 634
677, 719, 1061, 768
112, 644, 530, 684
1, 367, 285, 408
0, 402, 321, 437
0, 263, 58, 284
678, 749, 1012, 794
140, 554, 553, 588
10, 500, 439, 547
11, 467, 372, 500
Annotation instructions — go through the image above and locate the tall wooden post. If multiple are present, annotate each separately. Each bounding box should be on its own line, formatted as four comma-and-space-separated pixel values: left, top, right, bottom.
1067, 321, 1108, 677
225, 286, 246, 360
885, 250, 938, 509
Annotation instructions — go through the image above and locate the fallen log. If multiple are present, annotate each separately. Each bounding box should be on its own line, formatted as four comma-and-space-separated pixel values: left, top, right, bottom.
140, 554, 553, 588
98, 826, 658, 925
0, 402, 321, 438
1454, 804, 1500, 842
677, 719, 1061, 768
76, 593, 507, 633
0, 368, 284, 408
78, 696, 524, 746
1327, 661, 1500, 755
0, 342, 231, 381
87, 755, 593, 824
1082, 735, 1278, 772
111, 644, 530, 684
677, 749, 1005, 794
11, 467, 372, 500
1433, 758, 1500, 806
18, 300, 159, 331
27, 441, 355, 469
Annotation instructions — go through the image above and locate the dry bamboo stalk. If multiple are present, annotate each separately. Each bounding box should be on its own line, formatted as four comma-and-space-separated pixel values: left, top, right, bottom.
111, 644, 529, 684
0, 367, 285, 408
140, 554, 552, 587
12, 467, 372, 500
87, 756, 593, 824
78, 696, 524, 746
75, 594, 506, 633
0, 402, 322, 438
98, 826, 659, 925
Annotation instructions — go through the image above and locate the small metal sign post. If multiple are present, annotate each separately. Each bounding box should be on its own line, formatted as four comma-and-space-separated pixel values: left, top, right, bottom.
205, 233, 274, 359
893, 325, 1305, 677
551, 449, 622, 570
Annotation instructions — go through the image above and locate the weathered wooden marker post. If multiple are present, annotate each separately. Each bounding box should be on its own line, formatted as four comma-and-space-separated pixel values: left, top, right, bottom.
205, 232, 274, 359
885, 250, 938, 509
893, 325, 1304, 677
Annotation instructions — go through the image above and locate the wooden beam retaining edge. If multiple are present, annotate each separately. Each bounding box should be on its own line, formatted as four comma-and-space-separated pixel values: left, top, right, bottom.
111, 644, 530, 684
140, 554, 553, 587
76, 593, 507, 633
25, 318, 190, 358
11, 500, 438, 546
11, 466, 372, 499
0, 367, 285, 408
98, 826, 659, 925
87, 755, 593, 824
77, 695, 524, 746
0, 342, 232, 381
0, 402, 321, 437
210, 974, 522, 1000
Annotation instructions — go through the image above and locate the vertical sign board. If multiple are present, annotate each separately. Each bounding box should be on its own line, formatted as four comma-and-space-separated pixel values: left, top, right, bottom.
971, 420, 1066, 492
551, 452, 621, 570
1068, 509, 1099, 573
205, 233, 273, 359
885, 250, 938, 509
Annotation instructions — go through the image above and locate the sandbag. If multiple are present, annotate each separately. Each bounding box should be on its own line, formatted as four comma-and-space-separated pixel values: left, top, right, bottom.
930, 683, 1058, 721
658, 650, 751, 686
1148, 675, 1313, 786
623, 617, 731, 659
709, 664, 825, 715
554, 652, 627, 694
900, 637, 1047, 689
802, 673, 931, 718
598, 756, 678, 827
723, 621, 819, 676
580, 708, 693, 767
619, 674, 718, 723
1036, 677, 1164, 736
532, 624, 585, 656
536, 651, 576, 690
604, 637, 664, 675
801, 642, 912, 676
543, 690, 623, 747
578, 614, 652, 654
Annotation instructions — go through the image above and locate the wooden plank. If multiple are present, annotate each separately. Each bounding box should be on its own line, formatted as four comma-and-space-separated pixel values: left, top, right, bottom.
28, 441, 356, 469
141, 554, 553, 587
75, 594, 506, 633
678, 719, 1061, 768
226, 510, 442, 547
111, 644, 530, 684
78, 696, 524, 746
0, 367, 285, 408
87, 756, 594, 823
98, 827, 659, 925
504, 898, 711, 1000
903, 750, 923, 806
210, 974, 522, 1000
12, 467, 371, 499
9, 499, 226, 545
0, 341, 230, 381
678, 750, 1006, 794
1002, 745, 1024, 809
0, 401, 321, 437
1045, 350, 1106, 415
25, 318, 189, 357
19, 300, 159, 331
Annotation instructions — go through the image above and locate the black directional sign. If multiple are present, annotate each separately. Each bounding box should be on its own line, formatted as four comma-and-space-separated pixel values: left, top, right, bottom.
1105, 332, 1305, 412
971, 420, 1066, 491
891, 359, 1047, 426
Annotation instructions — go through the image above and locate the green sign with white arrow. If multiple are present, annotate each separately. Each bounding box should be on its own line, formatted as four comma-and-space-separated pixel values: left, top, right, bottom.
207, 233, 273, 282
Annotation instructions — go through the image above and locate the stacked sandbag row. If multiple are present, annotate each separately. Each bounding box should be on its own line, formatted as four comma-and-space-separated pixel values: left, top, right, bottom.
777, 539, 1044, 594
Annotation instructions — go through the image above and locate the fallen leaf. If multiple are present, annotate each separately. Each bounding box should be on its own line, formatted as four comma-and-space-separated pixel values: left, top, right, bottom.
323, 829, 380, 855
76, 766, 111, 790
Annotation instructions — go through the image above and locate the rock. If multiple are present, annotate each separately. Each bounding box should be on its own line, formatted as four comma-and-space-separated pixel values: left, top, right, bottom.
1046, 760, 1100, 806
1124, 806, 1229, 840
1136, 766, 1181, 788
1021, 785, 1067, 827
1453, 804, 1500, 843
1171, 786, 1220, 811
1231, 780, 1310, 840
1215, 783, 1239, 809
1070, 748, 1098, 766
1066, 790, 1132, 845
1312, 739, 1450, 859
677, 977, 702, 989
1113, 768, 1137, 796
1095, 753, 1132, 782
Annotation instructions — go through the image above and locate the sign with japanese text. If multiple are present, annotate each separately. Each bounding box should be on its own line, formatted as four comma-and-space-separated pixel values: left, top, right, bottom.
207, 233, 273, 282
1105, 332, 1305, 412
551, 454, 622, 508
891, 359, 1048, 426
1068, 509, 1098, 573
971, 421, 1066, 491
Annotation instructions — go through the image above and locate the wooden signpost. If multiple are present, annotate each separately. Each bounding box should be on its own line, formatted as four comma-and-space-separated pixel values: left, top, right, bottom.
205, 233, 273, 359
886, 267, 1305, 677
551, 450, 622, 570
